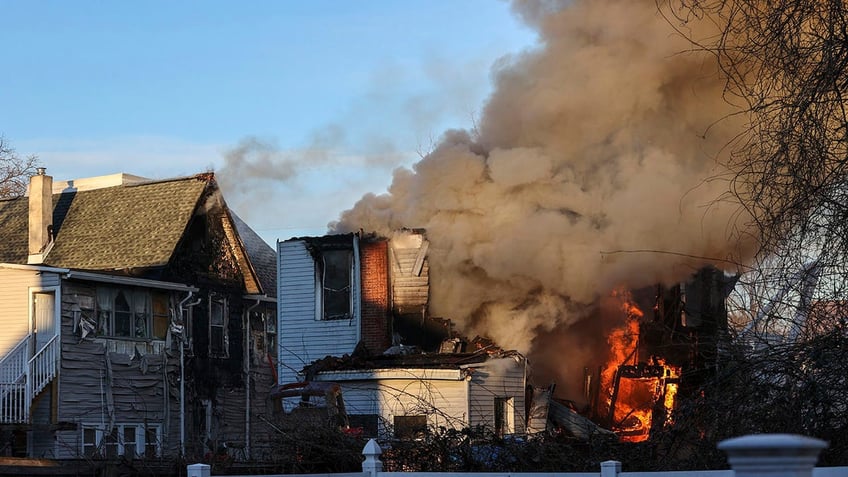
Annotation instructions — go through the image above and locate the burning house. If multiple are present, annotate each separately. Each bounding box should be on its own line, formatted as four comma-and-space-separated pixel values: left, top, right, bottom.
0, 170, 278, 463
566, 267, 737, 442
276, 230, 529, 439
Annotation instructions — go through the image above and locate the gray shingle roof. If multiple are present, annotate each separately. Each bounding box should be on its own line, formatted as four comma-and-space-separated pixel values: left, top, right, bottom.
231, 212, 277, 298
0, 175, 208, 270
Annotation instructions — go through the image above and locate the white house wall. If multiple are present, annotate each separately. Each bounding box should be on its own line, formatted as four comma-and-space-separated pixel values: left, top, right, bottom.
277, 239, 361, 387
325, 375, 469, 437
0, 267, 61, 357
467, 357, 527, 434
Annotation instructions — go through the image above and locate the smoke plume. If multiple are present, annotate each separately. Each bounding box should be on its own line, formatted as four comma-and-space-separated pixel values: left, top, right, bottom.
331, 0, 756, 394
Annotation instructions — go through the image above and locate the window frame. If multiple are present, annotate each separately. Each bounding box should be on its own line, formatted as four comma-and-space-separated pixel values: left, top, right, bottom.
81, 423, 161, 458
94, 287, 172, 340
315, 248, 353, 321
494, 396, 515, 436
208, 294, 229, 357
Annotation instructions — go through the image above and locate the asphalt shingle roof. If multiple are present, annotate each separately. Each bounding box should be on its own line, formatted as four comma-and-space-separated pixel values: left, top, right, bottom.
0, 175, 209, 271
231, 212, 277, 298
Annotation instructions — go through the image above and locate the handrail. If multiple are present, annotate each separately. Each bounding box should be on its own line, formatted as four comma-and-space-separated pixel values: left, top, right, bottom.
0, 337, 29, 384
0, 336, 31, 423
0, 334, 60, 424
29, 335, 59, 398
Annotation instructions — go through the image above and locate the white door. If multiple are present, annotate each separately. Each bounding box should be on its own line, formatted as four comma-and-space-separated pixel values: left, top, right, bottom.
33, 292, 55, 354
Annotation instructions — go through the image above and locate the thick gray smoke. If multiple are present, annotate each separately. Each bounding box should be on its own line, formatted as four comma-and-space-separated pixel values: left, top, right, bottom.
332, 0, 756, 371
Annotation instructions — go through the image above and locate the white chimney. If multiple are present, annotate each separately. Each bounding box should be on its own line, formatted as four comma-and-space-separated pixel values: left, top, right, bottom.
28, 167, 53, 264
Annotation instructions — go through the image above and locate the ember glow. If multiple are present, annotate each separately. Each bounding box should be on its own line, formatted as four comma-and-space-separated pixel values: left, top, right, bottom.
600, 290, 680, 442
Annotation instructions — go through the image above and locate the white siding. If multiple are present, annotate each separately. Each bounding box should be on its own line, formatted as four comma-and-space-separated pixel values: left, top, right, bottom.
277, 240, 361, 387
326, 375, 469, 437
0, 267, 61, 357
468, 357, 527, 434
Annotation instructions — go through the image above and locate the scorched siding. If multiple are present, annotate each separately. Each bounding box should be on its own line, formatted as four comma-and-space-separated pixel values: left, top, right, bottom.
277, 240, 360, 386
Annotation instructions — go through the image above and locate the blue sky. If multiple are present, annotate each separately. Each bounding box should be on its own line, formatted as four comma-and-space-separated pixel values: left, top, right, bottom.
1, 1, 537, 244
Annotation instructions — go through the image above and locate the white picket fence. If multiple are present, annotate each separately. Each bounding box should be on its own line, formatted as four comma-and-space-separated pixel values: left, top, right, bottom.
188, 434, 847, 477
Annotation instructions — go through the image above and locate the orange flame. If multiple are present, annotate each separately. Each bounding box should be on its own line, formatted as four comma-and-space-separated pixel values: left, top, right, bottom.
601, 289, 680, 442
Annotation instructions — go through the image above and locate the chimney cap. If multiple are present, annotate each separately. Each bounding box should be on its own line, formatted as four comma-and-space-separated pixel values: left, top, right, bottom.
35, 167, 46, 176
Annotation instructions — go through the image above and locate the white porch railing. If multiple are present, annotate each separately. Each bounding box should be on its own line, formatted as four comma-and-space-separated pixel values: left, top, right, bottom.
189, 434, 844, 477
0, 337, 30, 423
0, 334, 60, 424
0, 337, 29, 383
30, 335, 59, 397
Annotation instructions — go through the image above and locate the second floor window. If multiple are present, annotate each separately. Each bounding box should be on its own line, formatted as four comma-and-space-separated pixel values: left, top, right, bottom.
95, 287, 170, 340
209, 295, 228, 357
317, 249, 352, 320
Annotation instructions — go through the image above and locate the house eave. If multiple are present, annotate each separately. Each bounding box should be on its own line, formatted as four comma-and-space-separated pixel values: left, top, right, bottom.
314, 368, 465, 381
242, 293, 277, 303
0, 263, 70, 274
65, 270, 199, 292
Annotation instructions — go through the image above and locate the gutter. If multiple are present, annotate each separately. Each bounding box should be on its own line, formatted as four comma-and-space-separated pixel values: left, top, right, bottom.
66, 270, 198, 292
316, 368, 465, 381
244, 298, 261, 461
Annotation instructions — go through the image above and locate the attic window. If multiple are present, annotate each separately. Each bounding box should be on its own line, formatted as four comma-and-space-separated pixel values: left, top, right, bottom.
316, 249, 352, 320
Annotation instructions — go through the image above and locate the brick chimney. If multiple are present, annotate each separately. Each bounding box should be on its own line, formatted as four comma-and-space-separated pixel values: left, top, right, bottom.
360, 239, 391, 354
28, 167, 53, 264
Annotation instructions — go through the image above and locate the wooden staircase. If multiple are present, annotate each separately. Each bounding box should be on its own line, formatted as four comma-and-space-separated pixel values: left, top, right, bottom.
0, 335, 59, 423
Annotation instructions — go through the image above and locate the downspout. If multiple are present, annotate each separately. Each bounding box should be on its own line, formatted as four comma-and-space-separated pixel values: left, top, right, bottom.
244, 299, 261, 461
178, 291, 201, 457
353, 234, 361, 344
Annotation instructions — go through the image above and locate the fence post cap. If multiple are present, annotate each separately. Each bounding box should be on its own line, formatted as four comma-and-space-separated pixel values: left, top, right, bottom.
719, 434, 827, 475
363, 438, 382, 455
718, 434, 828, 453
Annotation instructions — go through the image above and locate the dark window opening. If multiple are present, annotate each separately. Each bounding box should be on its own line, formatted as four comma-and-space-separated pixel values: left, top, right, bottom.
348, 414, 379, 438
393, 415, 427, 440
319, 249, 352, 320
209, 295, 228, 356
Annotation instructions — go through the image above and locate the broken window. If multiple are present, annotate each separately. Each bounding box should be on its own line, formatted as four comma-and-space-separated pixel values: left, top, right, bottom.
317, 249, 352, 320
95, 287, 171, 340
151, 292, 170, 340
265, 309, 277, 358
393, 415, 427, 440
114, 290, 132, 337
209, 294, 228, 357
494, 397, 515, 436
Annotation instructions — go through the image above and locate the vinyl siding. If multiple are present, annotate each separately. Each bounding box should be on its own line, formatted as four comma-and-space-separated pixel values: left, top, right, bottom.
54, 282, 175, 459
325, 375, 469, 437
277, 240, 360, 387
467, 357, 527, 434
0, 267, 60, 357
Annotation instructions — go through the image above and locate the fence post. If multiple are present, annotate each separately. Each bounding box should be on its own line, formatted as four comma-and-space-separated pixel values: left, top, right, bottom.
186, 463, 210, 477
718, 434, 827, 477
600, 460, 621, 477
362, 438, 383, 477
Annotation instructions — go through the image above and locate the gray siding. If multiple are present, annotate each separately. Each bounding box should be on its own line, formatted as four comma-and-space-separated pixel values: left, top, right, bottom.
0, 267, 61, 356
468, 357, 527, 434
277, 240, 360, 387
54, 282, 176, 459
